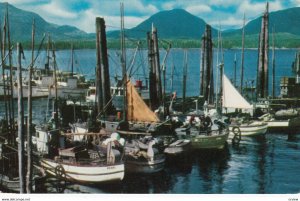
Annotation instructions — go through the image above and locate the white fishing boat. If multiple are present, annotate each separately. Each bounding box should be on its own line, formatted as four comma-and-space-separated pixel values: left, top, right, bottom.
222, 74, 268, 137
34, 123, 125, 183
229, 121, 268, 136
40, 143, 124, 184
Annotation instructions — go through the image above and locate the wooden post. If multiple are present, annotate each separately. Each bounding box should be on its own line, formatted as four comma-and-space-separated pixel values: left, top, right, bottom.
17, 42, 25, 193
182, 49, 188, 112
257, 3, 269, 99
147, 32, 158, 110
26, 18, 34, 194
95, 18, 103, 115
152, 25, 162, 106
6, 3, 15, 134
240, 13, 245, 95
263, 3, 269, 98
200, 32, 205, 96
97, 17, 111, 115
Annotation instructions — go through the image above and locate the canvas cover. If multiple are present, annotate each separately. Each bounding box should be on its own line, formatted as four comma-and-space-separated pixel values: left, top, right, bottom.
222, 74, 253, 109
126, 80, 159, 122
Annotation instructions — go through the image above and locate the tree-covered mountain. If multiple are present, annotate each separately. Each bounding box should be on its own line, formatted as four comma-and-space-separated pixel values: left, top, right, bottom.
224, 7, 300, 37
107, 9, 218, 39
0, 3, 88, 42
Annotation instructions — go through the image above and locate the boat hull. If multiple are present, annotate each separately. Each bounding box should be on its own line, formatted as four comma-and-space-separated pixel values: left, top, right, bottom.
176, 128, 229, 149
164, 140, 191, 155
125, 155, 165, 174
40, 159, 124, 183
229, 122, 268, 136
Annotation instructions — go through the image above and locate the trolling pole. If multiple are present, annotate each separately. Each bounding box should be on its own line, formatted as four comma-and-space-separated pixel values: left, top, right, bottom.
71, 43, 74, 77
240, 13, 245, 94
161, 42, 171, 117
234, 53, 237, 87
17, 42, 25, 193
1, 15, 8, 124
26, 18, 35, 194
52, 43, 58, 128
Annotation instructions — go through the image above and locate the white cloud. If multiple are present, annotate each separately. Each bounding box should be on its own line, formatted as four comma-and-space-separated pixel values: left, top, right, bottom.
186, 5, 212, 15
210, 16, 243, 28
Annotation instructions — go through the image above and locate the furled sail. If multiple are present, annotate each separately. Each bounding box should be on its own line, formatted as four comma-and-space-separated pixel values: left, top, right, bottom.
126, 79, 159, 122
222, 74, 253, 109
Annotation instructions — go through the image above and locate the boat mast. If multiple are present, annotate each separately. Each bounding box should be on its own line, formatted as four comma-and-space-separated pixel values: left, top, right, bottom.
234, 53, 237, 87
71, 43, 74, 77
6, 3, 15, 133
17, 42, 25, 193
1, 13, 8, 123
120, 2, 127, 121
52, 42, 58, 128
182, 49, 188, 112
26, 18, 35, 193
161, 42, 171, 116
272, 26, 275, 98
240, 13, 245, 95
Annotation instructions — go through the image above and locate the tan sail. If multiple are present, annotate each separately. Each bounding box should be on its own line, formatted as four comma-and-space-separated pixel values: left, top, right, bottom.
126, 80, 159, 122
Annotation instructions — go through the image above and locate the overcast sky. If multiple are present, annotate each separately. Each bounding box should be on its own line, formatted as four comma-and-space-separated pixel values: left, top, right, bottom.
1, 0, 299, 33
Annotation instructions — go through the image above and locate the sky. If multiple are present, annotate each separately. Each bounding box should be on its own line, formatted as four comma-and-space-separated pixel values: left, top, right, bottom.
1, 0, 300, 33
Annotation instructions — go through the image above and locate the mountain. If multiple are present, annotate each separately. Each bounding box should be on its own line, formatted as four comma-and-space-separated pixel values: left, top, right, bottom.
0, 3, 89, 42
108, 9, 218, 39
224, 7, 300, 37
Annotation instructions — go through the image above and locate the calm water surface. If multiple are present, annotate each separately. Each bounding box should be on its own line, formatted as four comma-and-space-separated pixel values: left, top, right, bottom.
1, 48, 300, 193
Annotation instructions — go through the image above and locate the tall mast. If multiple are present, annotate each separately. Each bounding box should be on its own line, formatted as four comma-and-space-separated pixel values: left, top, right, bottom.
26, 18, 35, 193
272, 26, 275, 98
1, 14, 8, 122
234, 53, 237, 87
240, 13, 245, 94
17, 42, 25, 193
120, 2, 127, 121
71, 43, 74, 77
182, 49, 188, 112
52, 42, 58, 128
7, 3, 14, 132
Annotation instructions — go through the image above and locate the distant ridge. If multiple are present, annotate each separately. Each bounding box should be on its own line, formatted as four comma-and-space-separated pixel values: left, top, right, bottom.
107, 9, 218, 39
0, 3, 88, 41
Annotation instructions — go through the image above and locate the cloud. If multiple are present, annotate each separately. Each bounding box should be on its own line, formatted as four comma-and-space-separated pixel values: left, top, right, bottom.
186, 5, 212, 15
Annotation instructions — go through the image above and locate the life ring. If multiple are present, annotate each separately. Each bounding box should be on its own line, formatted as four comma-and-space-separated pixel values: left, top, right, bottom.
55, 164, 66, 180
231, 126, 241, 145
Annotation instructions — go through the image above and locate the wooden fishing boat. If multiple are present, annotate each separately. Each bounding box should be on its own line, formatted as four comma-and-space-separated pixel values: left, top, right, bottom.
35, 124, 125, 183
163, 139, 191, 155
229, 121, 268, 136
40, 144, 124, 184
175, 125, 229, 149
124, 137, 165, 174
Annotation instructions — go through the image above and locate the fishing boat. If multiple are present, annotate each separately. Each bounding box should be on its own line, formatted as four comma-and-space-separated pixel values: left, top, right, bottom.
162, 138, 191, 155
175, 115, 229, 149
222, 74, 269, 137
229, 120, 268, 136
124, 136, 165, 174
35, 128, 125, 183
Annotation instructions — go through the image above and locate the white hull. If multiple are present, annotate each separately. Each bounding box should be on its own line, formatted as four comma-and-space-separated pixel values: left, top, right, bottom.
125, 155, 165, 174
41, 159, 124, 183
50, 87, 88, 99
164, 140, 191, 155
266, 120, 289, 128
230, 122, 268, 136
0, 85, 49, 98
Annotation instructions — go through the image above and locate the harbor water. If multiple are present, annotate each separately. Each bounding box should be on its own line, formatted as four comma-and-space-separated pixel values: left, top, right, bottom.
0, 48, 299, 193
